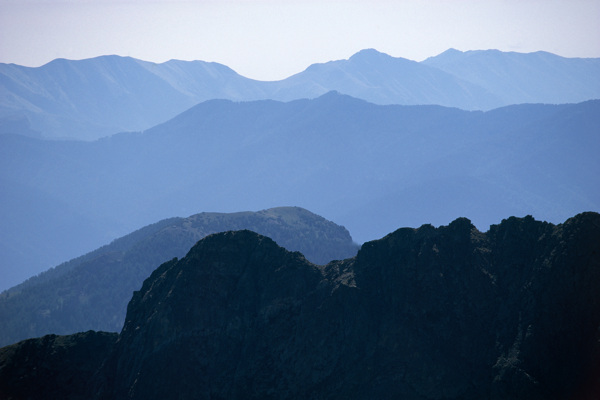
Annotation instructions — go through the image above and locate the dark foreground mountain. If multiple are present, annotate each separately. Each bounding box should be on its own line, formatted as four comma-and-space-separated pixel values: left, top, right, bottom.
1, 49, 598, 140
0, 207, 358, 347
1, 212, 598, 399
2, 93, 598, 289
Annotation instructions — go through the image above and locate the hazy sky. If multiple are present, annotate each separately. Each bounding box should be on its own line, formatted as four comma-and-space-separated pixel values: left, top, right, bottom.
1, 0, 599, 80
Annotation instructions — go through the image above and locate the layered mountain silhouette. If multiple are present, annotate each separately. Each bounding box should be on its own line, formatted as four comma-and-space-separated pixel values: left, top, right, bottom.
2, 47, 597, 399
1, 212, 598, 399
1, 93, 598, 289
0, 207, 358, 346
1, 49, 598, 139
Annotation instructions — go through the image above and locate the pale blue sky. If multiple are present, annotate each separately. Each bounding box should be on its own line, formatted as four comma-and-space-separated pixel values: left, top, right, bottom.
1, 0, 599, 80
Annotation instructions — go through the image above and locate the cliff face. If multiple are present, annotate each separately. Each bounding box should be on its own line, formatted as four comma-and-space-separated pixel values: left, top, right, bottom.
352, 213, 600, 399
2, 213, 599, 399
488, 213, 600, 400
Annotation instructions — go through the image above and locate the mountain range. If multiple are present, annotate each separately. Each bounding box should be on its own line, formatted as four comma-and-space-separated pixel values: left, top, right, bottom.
1, 212, 598, 399
1, 47, 598, 399
0, 206, 358, 347
1, 93, 598, 290
1, 48, 599, 140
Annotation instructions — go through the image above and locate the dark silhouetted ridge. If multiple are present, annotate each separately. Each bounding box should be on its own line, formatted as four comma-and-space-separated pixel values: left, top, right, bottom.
1, 212, 598, 399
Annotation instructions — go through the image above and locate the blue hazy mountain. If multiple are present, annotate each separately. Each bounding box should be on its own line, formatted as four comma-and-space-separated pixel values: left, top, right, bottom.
0, 56, 268, 140
1, 93, 597, 290
423, 48, 600, 106
262, 49, 501, 109
2, 49, 598, 140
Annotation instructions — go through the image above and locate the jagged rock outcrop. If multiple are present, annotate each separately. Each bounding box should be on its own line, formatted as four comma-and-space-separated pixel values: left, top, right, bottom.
1, 213, 599, 399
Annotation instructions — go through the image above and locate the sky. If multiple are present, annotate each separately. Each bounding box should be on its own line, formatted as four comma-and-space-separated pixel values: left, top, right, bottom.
1, 0, 599, 81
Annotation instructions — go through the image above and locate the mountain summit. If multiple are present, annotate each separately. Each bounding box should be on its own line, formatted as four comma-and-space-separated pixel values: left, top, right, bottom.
275, 48, 500, 109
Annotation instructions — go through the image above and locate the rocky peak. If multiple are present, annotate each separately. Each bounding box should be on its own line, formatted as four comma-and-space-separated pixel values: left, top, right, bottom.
100, 230, 333, 399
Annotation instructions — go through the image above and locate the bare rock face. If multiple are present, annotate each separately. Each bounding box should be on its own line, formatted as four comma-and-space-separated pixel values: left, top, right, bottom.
2, 213, 600, 399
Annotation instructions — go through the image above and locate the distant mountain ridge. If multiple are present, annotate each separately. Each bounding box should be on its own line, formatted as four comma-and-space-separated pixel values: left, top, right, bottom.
423, 48, 600, 106
1, 212, 598, 399
0, 206, 358, 346
1, 94, 598, 289
1, 48, 598, 139
262, 49, 501, 110
0, 55, 267, 139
